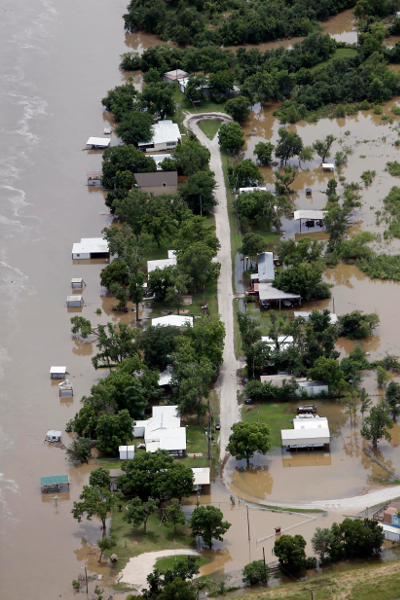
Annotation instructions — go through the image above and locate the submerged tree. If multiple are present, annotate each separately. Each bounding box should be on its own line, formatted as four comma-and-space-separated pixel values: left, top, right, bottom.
226, 422, 271, 466
360, 401, 393, 449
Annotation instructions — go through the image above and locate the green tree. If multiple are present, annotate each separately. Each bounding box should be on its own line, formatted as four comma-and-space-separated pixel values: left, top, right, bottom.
152, 464, 194, 500
97, 536, 117, 562
173, 215, 220, 255
377, 365, 390, 388
173, 139, 210, 175
166, 270, 191, 315
209, 69, 235, 93
242, 560, 269, 585
307, 357, 348, 393
101, 83, 139, 121
89, 467, 111, 490
254, 142, 275, 165
100, 261, 129, 290
275, 129, 303, 164
273, 262, 331, 301
161, 579, 196, 600
179, 171, 217, 215
237, 312, 262, 350
184, 313, 226, 368
231, 159, 264, 188
361, 401, 393, 449
190, 505, 231, 548
139, 324, 179, 371
96, 409, 133, 455
185, 74, 208, 102
115, 111, 154, 144
71, 485, 116, 532
66, 438, 94, 464
313, 135, 336, 162
218, 122, 245, 153
338, 311, 380, 339
225, 96, 251, 122
140, 82, 175, 119
177, 242, 220, 294
276, 237, 323, 266
274, 165, 298, 194
165, 498, 186, 533
360, 388, 372, 425
385, 381, 400, 422
123, 497, 159, 534
117, 450, 174, 500
274, 534, 307, 574
298, 145, 314, 167
172, 351, 214, 423
324, 205, 349, 251
311, 528, 335, 562
239, 232, 268, 262
226, 422, 271, 466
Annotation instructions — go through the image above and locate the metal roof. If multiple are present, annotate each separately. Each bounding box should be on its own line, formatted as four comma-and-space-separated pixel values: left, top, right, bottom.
281, 428, 330, 441
145, 426, 187, 452
135, 171, 177, 188
257, 252, 275, 281
40, 475, 69, 486
293, 416, 328, 429
71, 278, 83, 283
152, 315, 193, 328
293, 210, 325, 221
66, 295, 83, 302
50, 366, 66, 374
258, 283, 301, 301
164, 69, 189, 80
147, 257, 177, 273
138, 120, 181, 147
159, 367, 173, 386
72, 238, 109, 255
86, 137, 111, 148
192, 467, 210, 486
46, 430, 62, 437
322, 163, 334, 169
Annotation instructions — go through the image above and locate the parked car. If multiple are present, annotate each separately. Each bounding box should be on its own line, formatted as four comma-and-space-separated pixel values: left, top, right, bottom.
296, 405, 317, 415
244, 398, 252, 405
215, 419, 221, 430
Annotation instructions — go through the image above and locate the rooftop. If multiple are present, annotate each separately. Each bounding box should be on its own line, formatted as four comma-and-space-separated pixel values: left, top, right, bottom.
192, 467, 210, 486
281, 428, 330, 441
164, 69, 190, 80
135, 171, 178, 188
257, 252, 275, 281
40, 475, 69, 486
147, 256, 177, 273
86, 137, 111, 148
258, 283, 301, 302
72, 238, 109, 255
293, 210, 325, 221
50, 366, 66, 374
152, 315, 193, 328
138, 120, 181, 147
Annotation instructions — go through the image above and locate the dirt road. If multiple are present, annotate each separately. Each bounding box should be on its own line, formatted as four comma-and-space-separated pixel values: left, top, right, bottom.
183, 113, 239, 460
120, 549, 200, 589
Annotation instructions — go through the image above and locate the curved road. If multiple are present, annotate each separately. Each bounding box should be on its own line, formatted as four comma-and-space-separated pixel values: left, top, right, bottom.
183, 112, 239, 460
184, 112, 400, 512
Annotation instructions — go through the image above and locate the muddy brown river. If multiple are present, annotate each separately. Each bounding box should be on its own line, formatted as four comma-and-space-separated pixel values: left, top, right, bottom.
2, 3, 400, 597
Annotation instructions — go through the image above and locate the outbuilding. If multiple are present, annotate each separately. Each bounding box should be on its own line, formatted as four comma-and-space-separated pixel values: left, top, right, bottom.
322, 163, 335, 172
296, 379, 329, 397
46, 430, 62, 442
58, 379, 73, 397
66, 295, 84, 307
293, 210, 325, 233
138, 120, 181, 153
72, 238, 109, 260
151, 315, 193, 328
71, 278, 85, 289
258, 283, 301, 309
40, 474, 69, 492
147, 249, 177, 274
87, 172, 102, 186
86, 137, 111, 150
50, 366, 66, 380
135, 171, 178, 196
163, 69, 190, 83
119, 445, 135, 460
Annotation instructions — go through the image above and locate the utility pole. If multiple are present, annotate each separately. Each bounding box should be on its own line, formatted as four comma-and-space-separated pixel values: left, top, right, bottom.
246, 505, 251, 540
85, 567, 88, 594
200, 194, 202, 216
263, 547, 267, 584
257, 410, 259, 424
310, 588, 313, 600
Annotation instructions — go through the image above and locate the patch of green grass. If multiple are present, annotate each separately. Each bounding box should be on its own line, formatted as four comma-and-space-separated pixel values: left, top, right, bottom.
233, 300, 244, 358
147, 279, 218, 319
220, 150, 242, 292
154, 554, 211, 572
242, 402, 293, 447
185, 418, 209, 454
198, 119, 221, 140
311, 47, 358, 71
109, 504, 194, 573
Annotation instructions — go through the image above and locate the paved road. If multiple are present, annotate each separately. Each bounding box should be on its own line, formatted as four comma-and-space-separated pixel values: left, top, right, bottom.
183, 113, 239, 461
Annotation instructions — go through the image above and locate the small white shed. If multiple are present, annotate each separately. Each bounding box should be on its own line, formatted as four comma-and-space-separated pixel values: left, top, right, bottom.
66, 295, 84, 307
322, 163, 335, 172
119, 445, 135, 460
383, 523, 400, 541
46, 430, 62, 442
86, 137, 111, 149
50, 366, 66, 380
71, 278, 85, 289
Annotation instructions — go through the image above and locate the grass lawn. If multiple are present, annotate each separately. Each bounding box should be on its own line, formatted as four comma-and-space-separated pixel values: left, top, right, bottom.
185, 417, 209, 454
154, 554, 211, 572
109, 506, 194, 572
242, 402, 293, 447
233, 299, 244, 358
198, 119, 221, 140
312, 47, 358, 71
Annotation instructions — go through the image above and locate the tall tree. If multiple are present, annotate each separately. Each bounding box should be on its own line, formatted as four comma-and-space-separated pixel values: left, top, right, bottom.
115, 111, 154, 144
324, 205, 349, 251
239, 232, 268, 262
218, 122, 245, 153
274, 534, 307, 574
117, 450, 174, 500
123, 497, 159, 534
226, 422, 271, 466
190, 505, 231, 548
173, 139, 211, 175
177, 242, 220, 294
165, 498, 186, 533
71, 485, 115, 532
89, 467, 111, 490
254, 141, 275, 165
97, 536, 117, 562
361, 401, 393, 448
231, 159, 264, 188
225, 96, 251, 122
179, 171, 217, 215
385, 381, 400, 422
313, 135, 336, 162
274, 165, 298, 194
140, 82, 175, 119
275, 129, 303, 164
96, 409, 133, 456
166, 270, 191, 315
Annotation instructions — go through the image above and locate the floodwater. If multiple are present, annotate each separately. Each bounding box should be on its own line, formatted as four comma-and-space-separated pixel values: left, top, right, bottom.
1, 2, 400, 597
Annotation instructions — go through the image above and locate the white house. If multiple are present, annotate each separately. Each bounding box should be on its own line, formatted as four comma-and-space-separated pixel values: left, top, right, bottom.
322, 163, 335, 172
293, 415, 328, 429
281, 414, 330, 449
86, 137, 111, 150
138, 120, 181, 153
152, 315, 193, 328
147, 249, 177, 274
72, 238, 109, 260
133, 405, 186, 455
163, 69, 190, 84
46, 430, 62, 442
71, 278, 85, 289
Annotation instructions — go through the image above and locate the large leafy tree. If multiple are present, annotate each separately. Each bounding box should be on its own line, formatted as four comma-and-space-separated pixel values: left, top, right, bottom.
177, 242, 220, 294
254, 141, 275, 165
325, 205, 349, 251
179, 171, 217, 215
242, 560, 269, 585
313, 134, 336, 162
338, 310, 379, 339
173, 215, 220, 255
71, 485, 115, 532
218, 122, 245, 153
231, 159, 264, 188
172, 348, 214, 423
117, 450, 174, 500
274, 534, 307, 574
239, 232, 268, 262
123, 497, 159, 534
185, 74, 208, 102
208, 69, 235, 93
101, 83, 140, 121
96, 409, 133, 456
225, 95, 251, 122
385, 381, 400, 422
173, 139, 210, 176
97, 536, 117, 562
116, 110, 154, 144
275, 128, 303, 164
101, 145, 157, 190
140, 82, 175, 119
226, 422, 271, 466
190, 505, 231, 548
307, 357, 348, 393
139, 324, 180, 371
152, 464, 194, 500
183, 314, 225, 369
273, 262, 331, 301
165, 499, 186, 533
89, 467, 111, 490
361, 401, 393, 448
276, 237, 324, 266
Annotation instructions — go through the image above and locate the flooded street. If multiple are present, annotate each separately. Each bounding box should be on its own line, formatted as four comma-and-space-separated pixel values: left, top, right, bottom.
2, 2, 400, 596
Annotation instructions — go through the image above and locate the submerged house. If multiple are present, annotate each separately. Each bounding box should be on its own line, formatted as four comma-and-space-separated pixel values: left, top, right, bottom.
281, 414, 330, 450
72, 238, 109, 260
138, 120, 181, 153
86, 137, 111, 150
